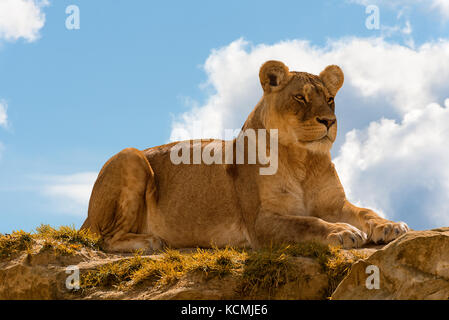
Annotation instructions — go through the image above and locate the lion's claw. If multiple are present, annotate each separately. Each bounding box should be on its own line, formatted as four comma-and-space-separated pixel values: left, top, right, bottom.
327, 223, 367, 249
368, 221, 409, 244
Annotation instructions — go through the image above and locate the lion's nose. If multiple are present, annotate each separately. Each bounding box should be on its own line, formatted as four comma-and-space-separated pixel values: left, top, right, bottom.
316, 117, 336, 129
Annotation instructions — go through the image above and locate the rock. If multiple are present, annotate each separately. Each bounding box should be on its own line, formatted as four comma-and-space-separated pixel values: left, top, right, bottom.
0, 245, 113, 299
66, 256, 330, 300
1, 228, 448, 300
332, 228, 449, 300
0, 243, 349, 300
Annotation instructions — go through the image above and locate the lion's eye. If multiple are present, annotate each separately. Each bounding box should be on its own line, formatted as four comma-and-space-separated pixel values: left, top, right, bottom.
294, 95, 305, 102
327, 97, 334, 104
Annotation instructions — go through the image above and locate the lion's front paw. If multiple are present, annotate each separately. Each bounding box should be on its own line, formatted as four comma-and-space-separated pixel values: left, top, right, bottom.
368, 221, 409, 244
326, 223, 367, 249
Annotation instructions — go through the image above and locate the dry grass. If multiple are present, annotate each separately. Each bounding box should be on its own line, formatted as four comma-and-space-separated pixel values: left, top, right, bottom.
238, 242, 368, 299
324, 247, 368, 297
81, 251, 152, 290
0, 224, 101, 259
35, 224, 101, 249
81, 247, 247, 290
80, 242, 366, 299
238, 242, 331, 297
39, 240, 83, 256
0, 230, 34, 258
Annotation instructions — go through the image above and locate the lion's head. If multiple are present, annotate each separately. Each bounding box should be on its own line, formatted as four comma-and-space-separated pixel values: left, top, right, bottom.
258, 60, 344, 153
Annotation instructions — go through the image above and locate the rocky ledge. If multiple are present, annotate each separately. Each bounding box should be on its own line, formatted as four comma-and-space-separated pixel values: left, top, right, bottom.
0, 226, 447, 300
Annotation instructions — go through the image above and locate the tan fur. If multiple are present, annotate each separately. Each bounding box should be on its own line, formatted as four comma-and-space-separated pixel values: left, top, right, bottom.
81, 60, 409, 252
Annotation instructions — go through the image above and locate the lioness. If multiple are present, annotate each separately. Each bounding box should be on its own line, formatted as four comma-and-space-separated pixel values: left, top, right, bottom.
81, 60, 409, 252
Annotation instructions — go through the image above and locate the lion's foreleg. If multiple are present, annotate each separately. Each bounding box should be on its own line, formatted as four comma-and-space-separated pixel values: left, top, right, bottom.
253, 210, 366, 249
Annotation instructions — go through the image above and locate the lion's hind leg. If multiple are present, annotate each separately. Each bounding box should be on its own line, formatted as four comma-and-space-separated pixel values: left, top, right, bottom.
85, 147, 165, 253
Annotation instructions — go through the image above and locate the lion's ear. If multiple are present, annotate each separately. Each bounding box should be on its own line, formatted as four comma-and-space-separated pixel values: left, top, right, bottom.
259, 60, 290, 93
319, 65, 344, 96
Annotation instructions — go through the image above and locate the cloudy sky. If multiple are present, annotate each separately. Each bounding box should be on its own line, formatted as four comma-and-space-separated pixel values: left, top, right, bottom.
0, 0, 448, 232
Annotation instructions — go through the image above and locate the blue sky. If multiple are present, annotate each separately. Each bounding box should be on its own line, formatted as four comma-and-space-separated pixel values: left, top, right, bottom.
0, 0, 448, 233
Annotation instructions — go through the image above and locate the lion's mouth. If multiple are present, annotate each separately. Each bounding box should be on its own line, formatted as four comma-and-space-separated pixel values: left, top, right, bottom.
296, 128, 334, 144
314, 132, 331, 141
311, 134, 333, 143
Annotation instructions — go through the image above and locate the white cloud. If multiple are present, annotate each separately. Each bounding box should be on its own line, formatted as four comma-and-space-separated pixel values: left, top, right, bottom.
0, 0, 49, 42
0, 100, 9, 128
169, 37, 449, 229
334, 100, 449, 228
431, 0, 449, 20
40, 172, 97, 216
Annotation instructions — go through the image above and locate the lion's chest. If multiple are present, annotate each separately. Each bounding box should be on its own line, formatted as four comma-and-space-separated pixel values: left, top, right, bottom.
259, 166, 307, 216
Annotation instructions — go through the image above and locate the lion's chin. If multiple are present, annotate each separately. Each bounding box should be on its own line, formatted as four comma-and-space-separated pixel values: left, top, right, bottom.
298, 136, 334, 153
